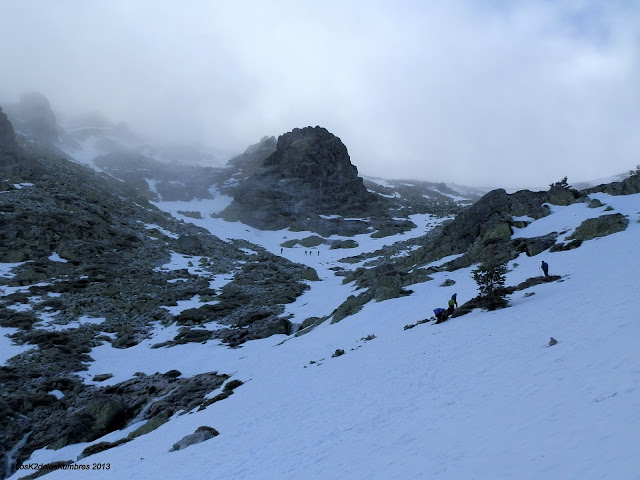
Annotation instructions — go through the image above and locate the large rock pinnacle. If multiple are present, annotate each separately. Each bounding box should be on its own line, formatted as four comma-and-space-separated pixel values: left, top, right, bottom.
221, 126, 379, 232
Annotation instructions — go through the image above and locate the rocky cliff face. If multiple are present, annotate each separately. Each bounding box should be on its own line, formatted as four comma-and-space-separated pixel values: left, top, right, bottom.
4, 92, 59, 146
220, 126, 385, 234
226, 135, 277, 179
0, 106, 19, 167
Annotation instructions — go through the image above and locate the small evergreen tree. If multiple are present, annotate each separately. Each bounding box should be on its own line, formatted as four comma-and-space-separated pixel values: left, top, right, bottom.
471, 255, 509, 310
629, 164, 640, 178
550, 176, 570, 189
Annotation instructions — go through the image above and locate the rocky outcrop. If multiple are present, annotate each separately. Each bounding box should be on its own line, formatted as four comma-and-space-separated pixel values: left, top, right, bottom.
0, 153, 315, 347
409, 184, 590, 266
226, 135, 277, 179
450, 275, 563, 317
170, 426, 219, 452
584, 175, 640, 196
418, 188, 554, 264
0, 106, 19, 167
220, 127, 384, 234
568, 213, 629, 241
328, 185, 586, 321
5, 92, 59, 146
1, 369, 229, 475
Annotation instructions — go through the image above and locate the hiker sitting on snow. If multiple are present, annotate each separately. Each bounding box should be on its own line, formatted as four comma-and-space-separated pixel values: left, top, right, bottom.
434, 307, 448, 322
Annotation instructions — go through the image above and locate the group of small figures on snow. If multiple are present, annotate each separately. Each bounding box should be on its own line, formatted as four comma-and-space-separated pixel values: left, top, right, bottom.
430, 260, 551, 325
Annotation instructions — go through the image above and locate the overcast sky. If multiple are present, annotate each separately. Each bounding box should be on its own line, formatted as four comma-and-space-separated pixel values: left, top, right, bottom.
1, 0, 639, 188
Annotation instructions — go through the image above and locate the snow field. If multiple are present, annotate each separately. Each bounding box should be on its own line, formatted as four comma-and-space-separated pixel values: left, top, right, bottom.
7, 192, 640, 479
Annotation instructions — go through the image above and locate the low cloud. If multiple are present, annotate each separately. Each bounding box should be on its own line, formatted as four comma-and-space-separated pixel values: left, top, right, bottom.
1, 0, 639, 188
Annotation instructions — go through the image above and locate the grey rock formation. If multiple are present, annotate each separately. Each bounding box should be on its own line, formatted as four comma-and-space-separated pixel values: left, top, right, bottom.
0, 370, 229, 474
568, 213, 629, 241
584, 175, 640, 196
5, 92, 59, 146
415, 188, 556, 266
0, 106, 19, 167
170, 426, 219, 452
227, 135, 277, 179
328, 185, 588, 324
220, 126, 382, 234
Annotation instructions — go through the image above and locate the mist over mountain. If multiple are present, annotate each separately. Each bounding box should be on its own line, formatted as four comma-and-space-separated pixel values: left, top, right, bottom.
4, 1, 640, 188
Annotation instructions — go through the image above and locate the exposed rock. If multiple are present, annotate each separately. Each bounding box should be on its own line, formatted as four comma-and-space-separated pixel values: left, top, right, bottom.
298, 236, 325, 248
511, 233, 559, 257
547, 184, 583, 206
506, 275, 562, 292
332, 293, 371, 323
0, 105, 19, 167
126, 413, 169, 440
175, 234, 203, 254
549, 239, 582, 252
227, 136, 277, 178
584, 175, 640, 196
170, 426, 219, 452
329, 185, 585, 325
330, 239, 359, 249
220, 126, 384, 234
79, 438, 130, 460
5, 92, 59, 146
568, 213, 629, 241
407, 185, 586, 268
1, 369, 230, 476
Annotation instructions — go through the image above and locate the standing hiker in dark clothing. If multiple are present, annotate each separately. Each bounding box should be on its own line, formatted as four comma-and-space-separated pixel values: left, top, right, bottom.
541, 261, 549, 277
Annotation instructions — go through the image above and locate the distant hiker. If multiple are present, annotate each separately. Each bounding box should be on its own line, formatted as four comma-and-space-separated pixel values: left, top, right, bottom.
317, 250, 320, 256
304, 250, 307, 256
447, 293, 458, 315
280, 248, 283, 254
541, 261, 549, 277
433, 307, 448, 323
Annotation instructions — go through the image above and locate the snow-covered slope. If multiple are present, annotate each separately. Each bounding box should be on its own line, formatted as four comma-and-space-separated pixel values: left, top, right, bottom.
7, 191, 640, 479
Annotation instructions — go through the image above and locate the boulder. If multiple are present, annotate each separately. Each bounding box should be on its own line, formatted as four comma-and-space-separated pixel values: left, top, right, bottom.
174, 235, 203, 254
568, 213, 629, 241
170, 426, 219, 452
547, 185, 583, 206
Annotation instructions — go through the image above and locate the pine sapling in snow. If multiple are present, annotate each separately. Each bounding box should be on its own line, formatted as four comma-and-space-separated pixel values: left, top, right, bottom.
471, 255, 509, 311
